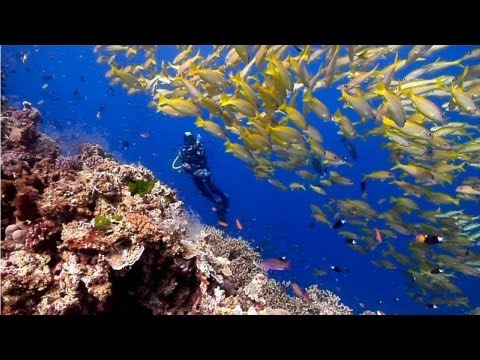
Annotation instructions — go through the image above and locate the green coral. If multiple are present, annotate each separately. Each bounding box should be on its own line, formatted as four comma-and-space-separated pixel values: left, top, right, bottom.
127, 180, 156, 197
111, 214, 122, 221
94, 215, 111, 230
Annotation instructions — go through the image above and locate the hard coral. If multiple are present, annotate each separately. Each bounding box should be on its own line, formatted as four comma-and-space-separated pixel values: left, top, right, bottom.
0, 250, 53, 314
25, 219, 59, 250
1, 100, 356, 315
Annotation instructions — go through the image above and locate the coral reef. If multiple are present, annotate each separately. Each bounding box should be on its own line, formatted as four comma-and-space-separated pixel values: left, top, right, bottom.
1, 99, 356, 315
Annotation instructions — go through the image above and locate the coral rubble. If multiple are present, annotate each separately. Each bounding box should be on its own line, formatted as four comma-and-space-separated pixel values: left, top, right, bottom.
1, 99, 353, 315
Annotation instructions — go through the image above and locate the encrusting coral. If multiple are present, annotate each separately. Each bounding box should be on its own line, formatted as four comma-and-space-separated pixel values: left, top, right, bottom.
1, 99, 357, 315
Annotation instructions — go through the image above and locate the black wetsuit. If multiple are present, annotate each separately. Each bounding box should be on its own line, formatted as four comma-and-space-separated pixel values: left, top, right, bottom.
179, 139, 229, 222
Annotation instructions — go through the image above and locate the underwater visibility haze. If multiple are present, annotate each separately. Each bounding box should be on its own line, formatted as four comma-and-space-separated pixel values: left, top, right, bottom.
1, 45, 480, 315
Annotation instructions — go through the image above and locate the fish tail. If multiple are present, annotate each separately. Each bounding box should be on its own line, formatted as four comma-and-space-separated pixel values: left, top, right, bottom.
187, 63, 198, 77
158, 94, 168, 106
391, 162, 403, 171
195, 116, 204, 127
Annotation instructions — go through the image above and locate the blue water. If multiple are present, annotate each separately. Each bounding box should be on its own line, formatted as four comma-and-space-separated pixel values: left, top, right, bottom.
2, 45, 479, 314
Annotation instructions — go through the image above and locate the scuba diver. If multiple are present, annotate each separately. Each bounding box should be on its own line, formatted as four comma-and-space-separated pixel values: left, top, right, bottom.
173, 132, 229, 223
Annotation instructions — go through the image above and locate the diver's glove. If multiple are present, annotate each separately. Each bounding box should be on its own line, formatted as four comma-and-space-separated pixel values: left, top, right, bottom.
181, 163, 192, 172
193, 169, 210, 178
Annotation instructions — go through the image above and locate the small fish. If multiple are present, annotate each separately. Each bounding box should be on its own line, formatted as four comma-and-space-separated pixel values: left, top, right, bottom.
218, 220, 229, 227
430, 267, 444, 274
340, 136, 358, 161
41, 83, 48, 89
374, 228, 382, 243
73, 88, 80, 96
346, 238, 357, 245
426, 303, 438, 309
121, 140, 130, 148
333, 219, 346, 229
262, 258, 291, 271
80, 75, 85, 82
20, 51, 28, 64
313, 268, 327, 277
360, 180, 366, 192
42, 74, 54, 81
291, 283, 311, 304
140, 132, 150, 139
236, 218, 243, 231
331, 265, 343, 273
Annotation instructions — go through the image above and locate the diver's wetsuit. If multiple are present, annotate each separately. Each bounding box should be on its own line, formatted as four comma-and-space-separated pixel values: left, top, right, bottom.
179, 133, 229, 222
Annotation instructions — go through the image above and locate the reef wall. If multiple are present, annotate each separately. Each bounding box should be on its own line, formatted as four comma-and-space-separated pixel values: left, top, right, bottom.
1, 97, 354, 315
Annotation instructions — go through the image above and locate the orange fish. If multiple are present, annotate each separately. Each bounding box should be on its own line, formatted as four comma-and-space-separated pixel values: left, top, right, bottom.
218, 220, 229, 228
415, 234, 426, 243
374, 228, 382, 243
236, 218, 243, 231
291, 283, 311, 304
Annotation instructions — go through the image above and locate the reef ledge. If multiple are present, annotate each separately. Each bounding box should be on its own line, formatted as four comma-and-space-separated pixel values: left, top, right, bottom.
1, 98, 357, 315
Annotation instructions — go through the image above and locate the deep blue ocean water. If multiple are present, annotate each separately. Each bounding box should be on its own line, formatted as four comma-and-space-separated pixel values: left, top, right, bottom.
2, 45, 479, 314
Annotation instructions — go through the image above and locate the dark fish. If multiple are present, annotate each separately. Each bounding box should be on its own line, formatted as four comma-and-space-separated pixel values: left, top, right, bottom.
465, 249, 470, 256
430, 267, 443, 274
25, 67, 31, 72
311, 156, 327, 177
333, 219, 346, 229
331, 265, 342, 273
11, 68, 16, 74
340, 136, 358, 161
253, 246, 262, 253
309, 221, 315, 228
80, 75, 85, 82
346, 238, 356, 245
42, 74, 54, 81
360, 180, 366, 192
109, 86, 115, 95
121, 140, 130, 148
424, 234, 443, 245
426, 303, 438, 309
279, 256, 287, 261
73, 88, 79, 96
98, 104, 106, 112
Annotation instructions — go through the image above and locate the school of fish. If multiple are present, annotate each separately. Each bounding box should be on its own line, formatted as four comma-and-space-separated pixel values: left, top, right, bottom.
95, 45, 480, 310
